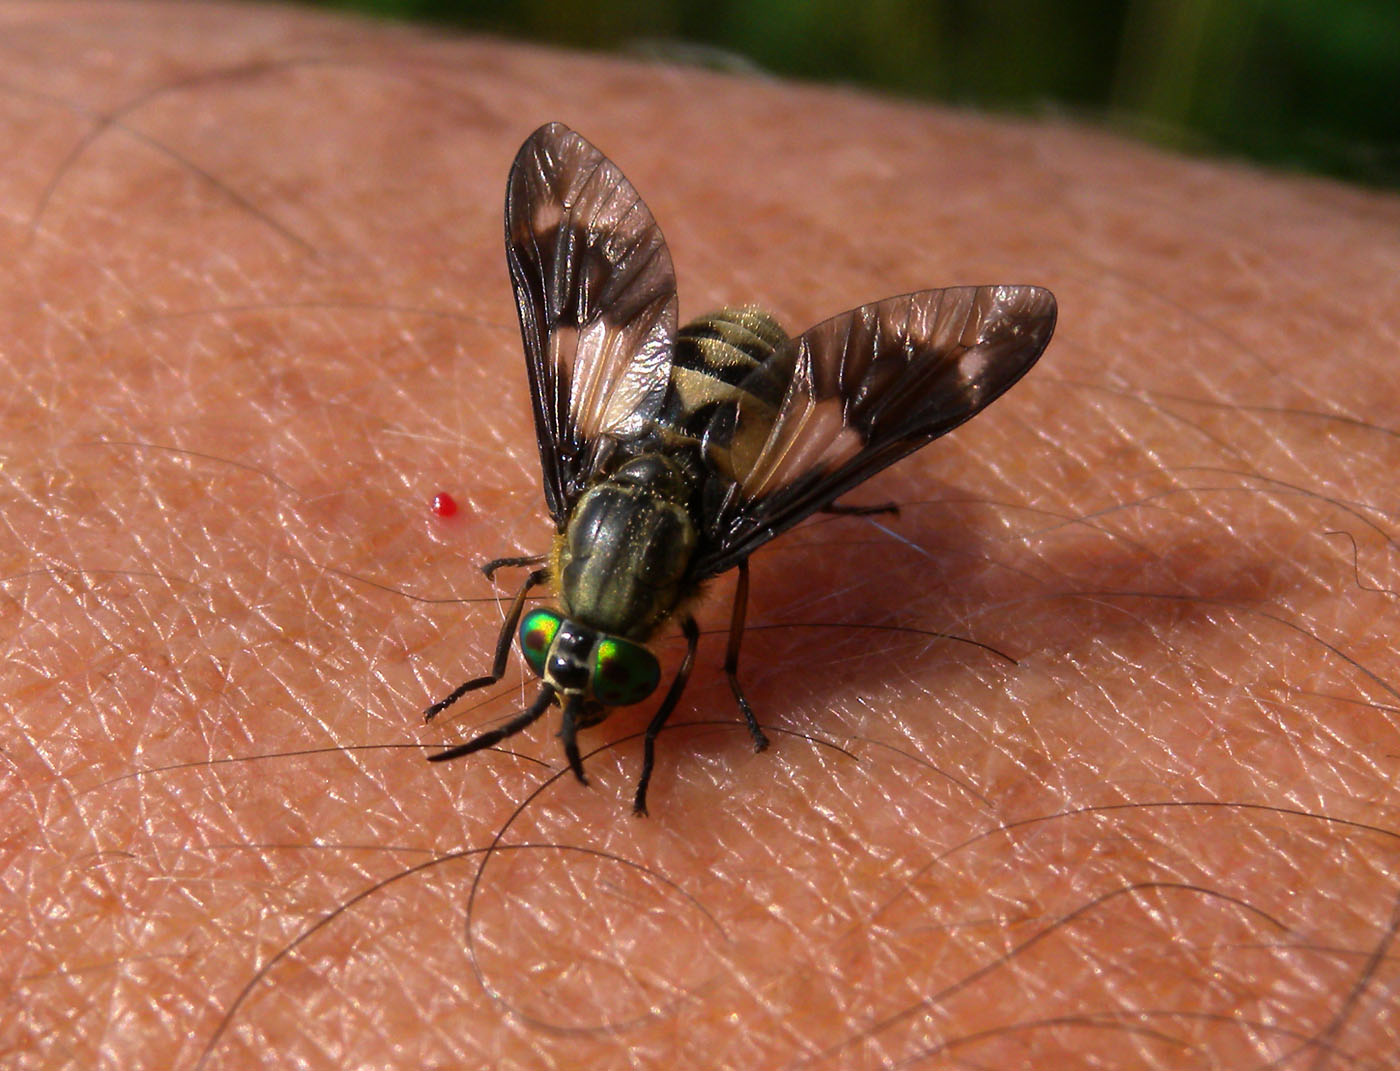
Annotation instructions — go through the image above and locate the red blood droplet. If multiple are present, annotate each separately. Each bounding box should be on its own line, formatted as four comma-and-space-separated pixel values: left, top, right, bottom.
431, 492, 458, 518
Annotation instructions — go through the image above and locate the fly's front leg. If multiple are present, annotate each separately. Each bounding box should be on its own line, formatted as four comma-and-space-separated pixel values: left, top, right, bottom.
725, 559, 770, 753
633, 616, 700, 817
424, 566, 548, 722
559, 695, 589, 785
427, 685, 555, 763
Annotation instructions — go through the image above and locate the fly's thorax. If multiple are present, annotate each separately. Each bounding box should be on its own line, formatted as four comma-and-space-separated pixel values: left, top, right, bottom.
556, 452, 699, 640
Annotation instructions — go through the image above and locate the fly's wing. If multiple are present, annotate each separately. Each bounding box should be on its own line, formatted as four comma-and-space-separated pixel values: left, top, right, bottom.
505, 123, 679, 522
693, 285, 1057, 578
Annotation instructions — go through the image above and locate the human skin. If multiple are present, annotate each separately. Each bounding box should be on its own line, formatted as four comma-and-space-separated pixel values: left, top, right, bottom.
3, 4, 1400, 1069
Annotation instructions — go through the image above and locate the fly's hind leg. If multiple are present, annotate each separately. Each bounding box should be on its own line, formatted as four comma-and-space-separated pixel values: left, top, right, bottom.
725, 559, 770, 754
424, 566, 548, 722
822, 501, 899, 517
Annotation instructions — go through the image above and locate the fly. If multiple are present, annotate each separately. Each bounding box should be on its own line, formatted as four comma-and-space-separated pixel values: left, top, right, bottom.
425, 123, 1057, 814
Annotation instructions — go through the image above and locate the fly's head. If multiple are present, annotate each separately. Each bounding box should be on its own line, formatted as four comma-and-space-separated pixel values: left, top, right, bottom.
518, 608, 661, 721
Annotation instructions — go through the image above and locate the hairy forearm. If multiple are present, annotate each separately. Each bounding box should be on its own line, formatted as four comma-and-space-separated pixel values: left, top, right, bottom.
3, 4, 1399, 1070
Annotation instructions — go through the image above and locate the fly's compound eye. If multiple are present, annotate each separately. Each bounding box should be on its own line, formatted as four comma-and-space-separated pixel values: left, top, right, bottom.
519, 609, 564, 677
592, 636, 661, 707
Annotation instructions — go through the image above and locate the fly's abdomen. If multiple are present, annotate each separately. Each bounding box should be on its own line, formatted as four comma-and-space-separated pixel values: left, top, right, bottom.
655, 307, 799, 486
657, 308, 788, 435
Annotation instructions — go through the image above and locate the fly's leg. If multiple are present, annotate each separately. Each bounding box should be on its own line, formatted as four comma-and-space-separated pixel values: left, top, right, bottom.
822, 501, 899, 517
423, 567, 548, 722
559, 695, 589, 785
482, 553, 548, 581
725, 559, 770, 754
427, 685, 555, 762
633, 616, 700, 817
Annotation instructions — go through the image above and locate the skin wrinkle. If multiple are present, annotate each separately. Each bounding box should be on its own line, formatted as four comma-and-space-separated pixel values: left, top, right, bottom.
4, 4, 1400, 1070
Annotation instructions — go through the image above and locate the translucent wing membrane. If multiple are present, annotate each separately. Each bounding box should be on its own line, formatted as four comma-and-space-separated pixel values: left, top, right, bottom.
694, 285, 1057, 577
505, 122, 679, 522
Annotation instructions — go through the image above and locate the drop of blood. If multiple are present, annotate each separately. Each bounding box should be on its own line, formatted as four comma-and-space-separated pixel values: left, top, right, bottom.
431, 492, 458, 518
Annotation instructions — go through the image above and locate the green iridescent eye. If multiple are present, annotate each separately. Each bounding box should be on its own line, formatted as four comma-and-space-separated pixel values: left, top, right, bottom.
519, 609, 563, 676
592, 636, 661, 707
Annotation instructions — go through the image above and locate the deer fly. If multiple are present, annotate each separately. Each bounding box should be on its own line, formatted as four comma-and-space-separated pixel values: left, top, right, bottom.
425, 122, 1056, 814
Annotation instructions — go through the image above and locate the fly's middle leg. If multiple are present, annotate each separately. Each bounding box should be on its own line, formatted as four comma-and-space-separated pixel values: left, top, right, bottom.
633, 615, 701, 816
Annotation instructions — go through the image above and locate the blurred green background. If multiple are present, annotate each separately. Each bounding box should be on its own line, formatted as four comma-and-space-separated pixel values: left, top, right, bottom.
314, 0, 1399, 189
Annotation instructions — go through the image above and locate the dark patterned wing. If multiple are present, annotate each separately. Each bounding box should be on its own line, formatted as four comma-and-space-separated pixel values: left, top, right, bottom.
692, 285, 1056, 577
505, 123, 679, 523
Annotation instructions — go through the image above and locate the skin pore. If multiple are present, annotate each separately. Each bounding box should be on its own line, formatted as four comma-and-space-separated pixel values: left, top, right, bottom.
4, 4, 1399, 1069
